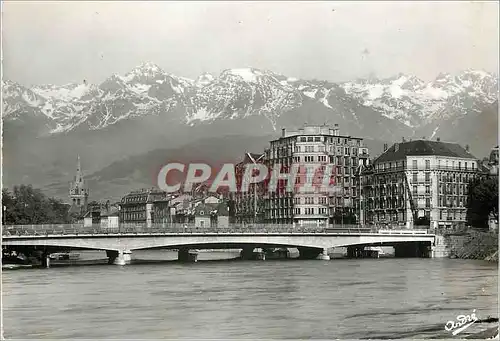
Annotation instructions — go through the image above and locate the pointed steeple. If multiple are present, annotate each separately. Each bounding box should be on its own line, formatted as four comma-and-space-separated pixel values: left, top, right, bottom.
75, 155, 82, 182
69, 155, 89, 214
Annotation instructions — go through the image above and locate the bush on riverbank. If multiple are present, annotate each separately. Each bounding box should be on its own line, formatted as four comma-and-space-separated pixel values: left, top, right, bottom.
446, 230, 498, 262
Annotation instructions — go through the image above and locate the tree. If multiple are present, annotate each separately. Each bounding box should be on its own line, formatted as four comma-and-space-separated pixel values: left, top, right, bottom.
466, 176, 499, 229
2, 185, 71, 224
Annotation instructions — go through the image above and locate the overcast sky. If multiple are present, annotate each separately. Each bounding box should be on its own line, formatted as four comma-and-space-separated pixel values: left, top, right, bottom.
3, 1, 499, 86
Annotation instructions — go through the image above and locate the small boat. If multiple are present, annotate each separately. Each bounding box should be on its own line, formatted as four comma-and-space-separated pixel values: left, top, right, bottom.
2, 264, 33, 270
49, 252, 80, 261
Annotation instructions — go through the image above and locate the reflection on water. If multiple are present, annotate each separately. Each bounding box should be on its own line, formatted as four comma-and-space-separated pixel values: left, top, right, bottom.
2, 251, 498, 339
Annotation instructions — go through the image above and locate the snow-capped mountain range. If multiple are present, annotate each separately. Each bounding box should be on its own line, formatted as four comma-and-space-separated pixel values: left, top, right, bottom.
3, 62, 498, 135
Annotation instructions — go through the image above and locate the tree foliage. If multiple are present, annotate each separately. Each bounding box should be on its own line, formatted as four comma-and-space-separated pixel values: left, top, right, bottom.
2, 185, 71, 224
466, 176, 499, 229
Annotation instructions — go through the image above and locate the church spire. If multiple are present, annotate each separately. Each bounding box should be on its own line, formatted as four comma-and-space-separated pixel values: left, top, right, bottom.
75, 155, 82, 182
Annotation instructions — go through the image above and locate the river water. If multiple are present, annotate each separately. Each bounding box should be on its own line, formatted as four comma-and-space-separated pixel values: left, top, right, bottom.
2, 251, 498, 339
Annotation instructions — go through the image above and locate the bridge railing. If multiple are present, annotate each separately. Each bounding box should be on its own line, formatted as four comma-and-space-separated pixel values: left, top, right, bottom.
3, 224, 330, 236
2, 224, 429, 236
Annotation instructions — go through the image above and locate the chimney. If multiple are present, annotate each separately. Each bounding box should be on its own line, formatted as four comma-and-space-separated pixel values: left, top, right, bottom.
402, 137, 406, 142
383, 143, 388, 152
466, 144, 470, 152
333, 123, 339, 136
437, 137, 440, 142
281, 128, 286, 137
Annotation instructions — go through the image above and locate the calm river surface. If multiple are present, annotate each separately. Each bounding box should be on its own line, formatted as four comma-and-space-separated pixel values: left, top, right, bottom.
2, 250, 498, 339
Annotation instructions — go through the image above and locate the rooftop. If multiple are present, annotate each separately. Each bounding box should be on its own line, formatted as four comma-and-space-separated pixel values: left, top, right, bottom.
374, 140, 477, 163
273, 124, 363, 141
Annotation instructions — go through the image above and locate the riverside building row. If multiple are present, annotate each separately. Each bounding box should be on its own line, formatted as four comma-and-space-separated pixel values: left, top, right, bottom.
231, 124, 493, 229
71, 125, 494, 230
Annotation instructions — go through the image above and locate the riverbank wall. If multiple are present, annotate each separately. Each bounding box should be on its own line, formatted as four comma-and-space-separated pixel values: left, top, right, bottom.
437, 230, 498, 262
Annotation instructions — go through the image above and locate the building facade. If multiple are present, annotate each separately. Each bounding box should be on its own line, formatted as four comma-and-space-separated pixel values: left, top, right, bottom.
360, 139, 482, 229
263, 124, 369, 226
231, 152, 267, 223
119, 188, 170, 226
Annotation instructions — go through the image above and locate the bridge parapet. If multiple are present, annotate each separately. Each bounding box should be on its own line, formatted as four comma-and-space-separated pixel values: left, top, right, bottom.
2, 224, 430, 237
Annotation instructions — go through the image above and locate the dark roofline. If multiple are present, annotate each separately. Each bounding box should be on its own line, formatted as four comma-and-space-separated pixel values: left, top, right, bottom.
374, 140, 477, 163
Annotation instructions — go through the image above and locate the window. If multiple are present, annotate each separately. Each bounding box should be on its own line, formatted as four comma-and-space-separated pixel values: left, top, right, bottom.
425, 185, 430, 194
412, 160, 417, 169
425, 160, 430, 169
315, 137, 321, 142
413, 172, 418, 182
413, 185, 417, 195
307, 137, 313, 142
425, 173, 430, 182
425, 198, 431, 208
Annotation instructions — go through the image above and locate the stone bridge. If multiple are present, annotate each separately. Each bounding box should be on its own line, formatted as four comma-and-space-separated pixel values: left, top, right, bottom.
2, 224, 437, 266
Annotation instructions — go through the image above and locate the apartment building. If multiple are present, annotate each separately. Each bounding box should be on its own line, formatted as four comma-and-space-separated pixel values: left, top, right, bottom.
360, 139, 483, 229
263, 124, 369, 226
119, 188, 171, 226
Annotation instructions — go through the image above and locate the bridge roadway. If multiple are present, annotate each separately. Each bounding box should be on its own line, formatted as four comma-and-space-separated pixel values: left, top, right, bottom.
2, 224, 437, 265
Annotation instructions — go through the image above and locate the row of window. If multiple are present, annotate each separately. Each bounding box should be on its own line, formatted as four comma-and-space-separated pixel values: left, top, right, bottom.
291, 155, 359, 165
377, 159, 477, 171
122, 195, 149, 203
121, 213, 146, 220
297, 136, 362, 146
297, 145, 361, 155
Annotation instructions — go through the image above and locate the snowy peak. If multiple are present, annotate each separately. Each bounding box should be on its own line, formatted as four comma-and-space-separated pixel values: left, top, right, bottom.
2, 80, 46, 118
32, 82, 95, 102
339, 69, 497, 126
195, 73, 215, 87
219, 68, 283, 84
118, 62, 166, 84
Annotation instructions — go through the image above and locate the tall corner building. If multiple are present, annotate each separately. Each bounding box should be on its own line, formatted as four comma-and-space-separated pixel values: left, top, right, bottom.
263, 124, 369, 226
360, 138, 483, 229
